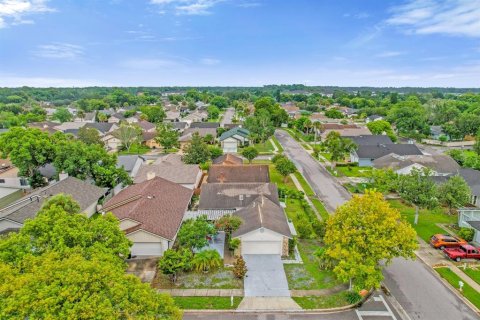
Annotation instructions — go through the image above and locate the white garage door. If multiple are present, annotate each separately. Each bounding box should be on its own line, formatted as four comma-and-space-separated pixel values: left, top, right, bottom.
223, 141, 237, 153
131, 242, 163, 257
242, 241, 282, 255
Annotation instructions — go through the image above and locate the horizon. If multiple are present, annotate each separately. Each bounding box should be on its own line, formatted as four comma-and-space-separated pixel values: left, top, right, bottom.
1, 0, 480, 87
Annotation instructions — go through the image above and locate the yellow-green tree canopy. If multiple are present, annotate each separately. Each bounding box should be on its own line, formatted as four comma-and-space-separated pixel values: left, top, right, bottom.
324, 190, 417, 289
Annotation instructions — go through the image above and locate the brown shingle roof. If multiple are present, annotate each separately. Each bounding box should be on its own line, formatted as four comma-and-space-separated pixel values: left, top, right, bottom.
232, 196, 291, 238
207, 165, 270, 183
103, 177, 193, 240
212, 154, 243, 165
198, 183, 278, 210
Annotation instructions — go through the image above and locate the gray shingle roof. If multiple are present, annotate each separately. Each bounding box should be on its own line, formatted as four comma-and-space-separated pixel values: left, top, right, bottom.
219, 127, 250, 141
190, 122, 220, 129
117, 155, 145, 173
198, 183, 278, 210
85, 123, 115, 134
355, 144, 423, 159
345, 135, 393, 146
232, 196, 291, 238
0, 177, 106, 224
373, 154, 460, 174
134, 155, 200, 185
467, 221, 480, 231
207, 165, 270, 183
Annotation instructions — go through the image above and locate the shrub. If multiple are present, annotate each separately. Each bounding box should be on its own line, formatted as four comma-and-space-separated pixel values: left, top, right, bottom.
229, 238, 240, 251
233, 256, 248, 279
272, 154, 286, 164
346, 291, 362, 304
192, 249, 222, 273
312, 220, 326, 238
296, 218, 315, 239
458, 227, 475, 242
288, 237, 297, 256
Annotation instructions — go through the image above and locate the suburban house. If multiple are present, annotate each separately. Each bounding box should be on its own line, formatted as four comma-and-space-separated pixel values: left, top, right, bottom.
182, 111, 208, 124
179, 128, 217, 149
373, 154, 460, 176
232, 195, 291, 255
219, 127, 250, 153
142, 132, 160, 149
345, 135, 393, 146
53, 121, 87, 133
207, 164, 270, 183
0, 176, 106, 235
169, 121, 188, 132
84, 122, 118, 135
28, 121, 58, 134
108, 112, 125, 123
212, 154, 243, 165
0, 159, 29, 189
137, 120, 156, 133
117, 155, 146, 178
433, 168, 480, 207
74, 112, 96, 123
366, 114, 384, 123
103, 176, 193, 257
165, 110, 181, 122
320, 124, 371, 140
190, 122, 220, 129
281, 103, 300, 118
350, 143, 423, 167
134, 154, 202, 190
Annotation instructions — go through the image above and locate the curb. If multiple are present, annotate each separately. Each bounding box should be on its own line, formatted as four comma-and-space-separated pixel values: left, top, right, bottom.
415, 252, 480, 315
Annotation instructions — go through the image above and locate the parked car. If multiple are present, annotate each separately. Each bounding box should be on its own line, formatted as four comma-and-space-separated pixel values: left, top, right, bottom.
430, 234, 467, 250
443, 244, 480, 262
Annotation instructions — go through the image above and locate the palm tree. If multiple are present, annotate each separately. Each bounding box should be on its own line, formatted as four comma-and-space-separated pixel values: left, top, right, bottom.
192, 249, 222, 273
313, 121, 323, 142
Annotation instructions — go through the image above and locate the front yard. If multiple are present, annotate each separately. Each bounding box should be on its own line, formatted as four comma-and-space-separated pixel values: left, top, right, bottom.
335, 166, 372, 178
284, 239, 342, 290
388, 200, 457, 243
293, 291, 355, 309
435, 267, 480, 309
152, 266, 243, 289
118, 143, 150, 155
173, 297, 242, 310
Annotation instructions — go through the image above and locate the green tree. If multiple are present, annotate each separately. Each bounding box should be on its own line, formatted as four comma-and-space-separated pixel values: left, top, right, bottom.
155, 123, 180, 151
158, 249, 192, 282
325, 109, 344, 119
438, 175, 471, 213
324, 190, 417, 289
208, 146, 223, 159
77, 126, 104, 146
207, 105, 220, 120
97, 112, 108, 122
324, 131, 357, 167
182, 132, 211, 164
397, 168, 438, 225
275, 157, 297, 182
369, 168, 399, 194
113, 123, 142, 152
177, 216, 215, 251
215, 215, 242, 239
244, 109, 275, 144
233, 256, 248, 279
0, 127, 55, 187
474, 128, 480, 155
52, 107, 73, 123
192, 249, 222, 273
210, 96, 228, 109
387, 97, 429, 136
366, 120, 397, 142
241, 146, 259, 163
139, 105, 166, 123
0, 251, 181, 319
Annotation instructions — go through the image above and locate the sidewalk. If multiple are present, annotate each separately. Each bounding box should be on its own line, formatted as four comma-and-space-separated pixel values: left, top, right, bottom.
415, 239, 480, 293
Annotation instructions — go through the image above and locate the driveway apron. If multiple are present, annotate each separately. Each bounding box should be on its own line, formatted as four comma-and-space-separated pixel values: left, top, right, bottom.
243, 254, 290, 297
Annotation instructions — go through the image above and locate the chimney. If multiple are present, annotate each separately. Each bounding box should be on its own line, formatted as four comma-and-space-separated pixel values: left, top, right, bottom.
59, 172, 69, 181
147, 171, 156, 180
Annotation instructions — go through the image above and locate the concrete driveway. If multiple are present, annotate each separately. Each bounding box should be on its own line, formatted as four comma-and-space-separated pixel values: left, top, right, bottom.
243, 254, 290, 297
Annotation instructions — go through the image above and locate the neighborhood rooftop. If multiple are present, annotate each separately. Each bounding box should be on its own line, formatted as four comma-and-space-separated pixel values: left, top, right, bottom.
207, 164, 270, 183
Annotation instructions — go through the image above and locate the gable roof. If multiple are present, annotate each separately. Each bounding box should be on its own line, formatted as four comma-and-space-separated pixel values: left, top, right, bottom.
373, 154, 460, 174
117, 155, 145, 173
190, 122, 220, 129
0, 177, 106, 224
198, 183, 279, 210
212, 154, 243, 165
219, 127, 250, 141
467, 221, 480, 231
137, 120, 156, 131
207, 164, 269, 183
232, 196, 291, 238
345, 135, 393, 146
170, 122, 188, 130
85, 122, 116, 134
458, 168, 480, 196
134, 155, 200, 185
111, 112, 125, 120
103, 177, 193, 240
355, 144, 423, 159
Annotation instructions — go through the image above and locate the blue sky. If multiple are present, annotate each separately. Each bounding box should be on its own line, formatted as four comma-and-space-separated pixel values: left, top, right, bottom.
0, 0, 479, 87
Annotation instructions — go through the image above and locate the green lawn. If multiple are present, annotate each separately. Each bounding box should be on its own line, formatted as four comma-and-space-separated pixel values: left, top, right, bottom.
320, 152, 332, 161
118, 143, 150, 155
388, 200, 456, 243
271, 135, 284, 153
293, 291, 353, 309
284, 239, 342, 290
294, 172, 315, 196
435, 267, 480, 309
240, 140, 275, 154
173, 297, 242, 310
283, 128, 301, 142
464, 268, 480, 286
310, 198, 330, 221
269, 164, 296, 189
152, 267, 242, 289
336, 166, 372, 178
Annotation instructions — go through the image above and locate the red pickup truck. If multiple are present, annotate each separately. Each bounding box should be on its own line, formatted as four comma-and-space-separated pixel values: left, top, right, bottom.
443, 244, 480, 262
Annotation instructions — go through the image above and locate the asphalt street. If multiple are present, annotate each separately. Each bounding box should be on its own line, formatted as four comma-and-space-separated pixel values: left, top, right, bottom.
273, 129, 480, 320
221, 108, 235, 127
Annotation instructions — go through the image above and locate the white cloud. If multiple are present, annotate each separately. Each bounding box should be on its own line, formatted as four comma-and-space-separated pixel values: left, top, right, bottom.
150, 0, 222, 16
236, 1, 261, 8
387, 0, 480, 37
33, 43, 84, 59
375, 51, 406, 58
0, 0, 55, 28
200, 58, 220, 65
